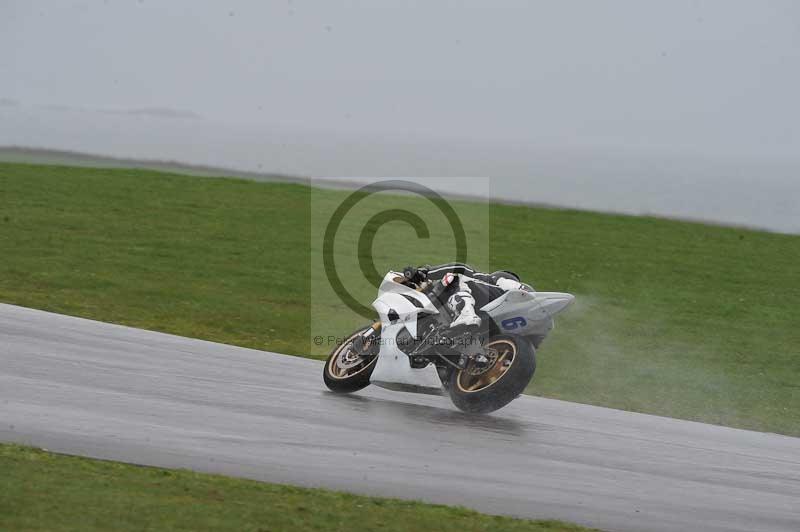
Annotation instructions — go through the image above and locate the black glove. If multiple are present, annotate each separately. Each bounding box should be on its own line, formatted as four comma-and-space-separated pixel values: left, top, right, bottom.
403, 265, 418, 283
403, 265, 428, 285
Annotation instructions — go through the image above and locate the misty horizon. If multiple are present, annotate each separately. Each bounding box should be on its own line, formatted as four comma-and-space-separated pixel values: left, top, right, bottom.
2, 1, 799, 232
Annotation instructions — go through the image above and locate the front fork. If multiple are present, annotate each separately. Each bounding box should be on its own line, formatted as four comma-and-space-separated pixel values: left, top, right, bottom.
353, 321, 381, 353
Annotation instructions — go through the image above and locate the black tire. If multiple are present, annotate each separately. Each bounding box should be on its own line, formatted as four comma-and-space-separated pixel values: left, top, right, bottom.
323, 326, 378, 393
448, 334, 535, 414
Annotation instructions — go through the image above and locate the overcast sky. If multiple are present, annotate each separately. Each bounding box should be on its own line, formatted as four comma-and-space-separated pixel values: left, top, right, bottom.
2, 1, 799, 231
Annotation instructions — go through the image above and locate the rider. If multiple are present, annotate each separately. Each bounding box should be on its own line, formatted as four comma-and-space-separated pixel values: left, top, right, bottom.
403, 263, 528, 330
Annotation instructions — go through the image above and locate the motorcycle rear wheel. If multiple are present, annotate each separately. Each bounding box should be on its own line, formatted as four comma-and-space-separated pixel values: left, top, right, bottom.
448, 335, 535, 414
323, 326, 378, 393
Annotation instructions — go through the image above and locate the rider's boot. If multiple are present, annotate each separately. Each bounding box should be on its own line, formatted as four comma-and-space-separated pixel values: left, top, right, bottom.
447, 291, 482, 329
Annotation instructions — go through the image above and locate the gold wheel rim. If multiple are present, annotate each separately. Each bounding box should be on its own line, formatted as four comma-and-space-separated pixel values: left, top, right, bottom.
326, 328, 377, 380
456, 339, 516, 393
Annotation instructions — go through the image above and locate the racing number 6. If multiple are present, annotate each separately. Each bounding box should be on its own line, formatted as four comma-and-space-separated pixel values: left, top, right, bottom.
501, 316, 527, 330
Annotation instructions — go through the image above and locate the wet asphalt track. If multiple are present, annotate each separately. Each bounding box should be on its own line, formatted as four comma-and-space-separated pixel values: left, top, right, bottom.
1, 303, 799, 532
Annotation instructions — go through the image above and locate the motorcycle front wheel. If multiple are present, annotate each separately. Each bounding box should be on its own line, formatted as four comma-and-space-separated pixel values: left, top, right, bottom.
323, 325, 379, 393
448, 335, 536, 414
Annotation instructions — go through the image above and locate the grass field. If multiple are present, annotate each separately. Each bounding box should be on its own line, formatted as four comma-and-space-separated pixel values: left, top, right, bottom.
1, 162, 799, 435
0, 444, 593, 532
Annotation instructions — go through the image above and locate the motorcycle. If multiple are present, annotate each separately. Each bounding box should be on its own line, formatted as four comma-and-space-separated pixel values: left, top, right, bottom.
323, 269, 574, 413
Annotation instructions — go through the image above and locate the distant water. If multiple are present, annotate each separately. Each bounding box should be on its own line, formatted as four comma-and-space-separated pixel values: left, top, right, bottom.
1, 106, 798, 235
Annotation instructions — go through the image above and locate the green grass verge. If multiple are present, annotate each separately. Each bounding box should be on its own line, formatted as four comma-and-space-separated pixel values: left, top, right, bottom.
1, 162, 798, 435
0, 444, 594, 532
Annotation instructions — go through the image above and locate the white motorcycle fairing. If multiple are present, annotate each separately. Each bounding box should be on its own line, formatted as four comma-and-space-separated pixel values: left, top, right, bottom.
367, 272, 575, 395
480, 289, 575, 337
368, 273, 444, 395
